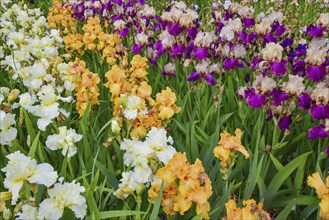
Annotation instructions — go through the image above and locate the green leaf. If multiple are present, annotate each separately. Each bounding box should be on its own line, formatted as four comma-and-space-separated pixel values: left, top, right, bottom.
275, 200, 295, 220
265, 151, 312, 207
28, 132, 40, 158
98, 211, 146, 219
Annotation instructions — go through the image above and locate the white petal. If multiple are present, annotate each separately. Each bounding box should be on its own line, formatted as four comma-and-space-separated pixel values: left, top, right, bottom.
38, 198, 63, 220
29, 163, 58, 187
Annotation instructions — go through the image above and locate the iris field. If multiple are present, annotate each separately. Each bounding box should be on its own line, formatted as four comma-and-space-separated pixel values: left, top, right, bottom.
0, 0, 328, 219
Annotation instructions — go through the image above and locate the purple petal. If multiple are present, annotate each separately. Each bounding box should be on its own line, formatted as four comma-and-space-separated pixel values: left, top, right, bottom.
187, 72, 201, 82
308, 25, 324, 37
204, 74, 216, 86
172, 45, 185, 57
245, 89, 266, 108
269, 60, 288, 76
308, 125, 329, 139
193, 48, 210, 60
306, 65, 326, 82
271, 89, 289, 106
243, 18, 255, 28
223, 58, 238, 70
188, 27, 198, 39
310, 104, 329, 120
132, 44, 143, 54
278, 115, 292, 130
297, 93, 311, 110
168, 23, 182, 36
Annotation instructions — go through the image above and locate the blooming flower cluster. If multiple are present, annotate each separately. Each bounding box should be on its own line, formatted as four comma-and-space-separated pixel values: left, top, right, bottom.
105, 55, 181, 138
114, 127, 176, 203
213, 129, 249, 169
68, 58, 101, 116
307, 172, 329, 219
1, 151, 87, 220
224, 199, 271, 220
0, 3, 75, 131
48, 3, 124, 64
148, 152, 212, 219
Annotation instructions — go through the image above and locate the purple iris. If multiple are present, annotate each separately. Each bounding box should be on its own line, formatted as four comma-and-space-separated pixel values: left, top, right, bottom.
282, 38, 293, 47
187, 72, 201, 82
310, 104, 329, 120
223, 58, 238, 70
243, 18, 255, 28
326, 147, 329, 157
245, 89, 266, 108
278, 115, 292, 130
168, 23, 182, 36
297, 93, 311, 110
132, 44, 143, 54
269, 60, 288, 76
292, 60, 305, 75
118, 28, 129, 37
306, 65, 326, 82
171, 45, 185, 58
193, 48, 210, 60
308, 25, 324, 37
188, 27, 198, 39
271, 89, 289, 106
204, 74, 216, 86
308, 125, 329, 139
264, 34, 278, 44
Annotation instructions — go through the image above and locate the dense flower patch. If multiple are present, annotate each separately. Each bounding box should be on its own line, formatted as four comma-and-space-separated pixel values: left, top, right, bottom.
0, 0, 328, 219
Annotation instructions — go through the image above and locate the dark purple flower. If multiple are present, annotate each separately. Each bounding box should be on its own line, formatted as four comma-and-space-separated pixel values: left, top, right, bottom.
310, 104, 329, 120
168, 23, 182, 36
172, 45, 185, 57
188, 27, 198, 39
223, 58, 238, 70
269, 60, 288, 76
247, 32, 258, 44
264, 34, 278, 44
276, 25, 286, 36
132, 44, 143, 54
271, 89, 289, 106
297, 93, 311, 110
243, 18, 255, 28
250, 57, 263, 70
245, 89, 266, 108
293, 60, 305, 75
308, 25, 324, 37
308, 125, 329, 139
114, 0, 123, 6
187, 72, 201, 82
306, 65, 326, 82
204, 74, 216, 86
238, 31, 248, 44
150, 58, 157, 66
224, 12, 233, 20
326, 147, 329, 157
193, 48, 210, 60
217, 22, 224, 31
278, 115, 292, 130
282, 37, 293, 47
118, 28, 129, 37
